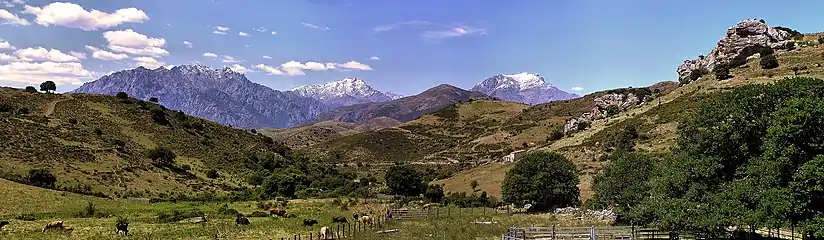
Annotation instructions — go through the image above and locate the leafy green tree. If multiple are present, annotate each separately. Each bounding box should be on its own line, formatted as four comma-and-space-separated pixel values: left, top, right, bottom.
760, 53, 779, 69
28, 168, 56, 189
151, 108, 169, 125
116, 92, 129, 99
424, 184, 445, 203
24, 86, 37, 93
713, 64, 731, 80
385, 165, 425, 197
502, 151, 579, 211
149, 97, 159, 103
604, 125, 638, 152
147, 147, 176, 167
591, 151, 653, 221
39, 81, 56, 93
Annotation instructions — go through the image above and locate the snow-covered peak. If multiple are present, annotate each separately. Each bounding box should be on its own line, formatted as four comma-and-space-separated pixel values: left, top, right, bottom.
291, 77, 394, 108
498, 72, 552, 90
384, 92, 404, 100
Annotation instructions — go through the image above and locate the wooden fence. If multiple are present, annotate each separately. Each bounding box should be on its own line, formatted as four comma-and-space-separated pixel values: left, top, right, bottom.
276, 211, 390, 240
501, 226, 808, 240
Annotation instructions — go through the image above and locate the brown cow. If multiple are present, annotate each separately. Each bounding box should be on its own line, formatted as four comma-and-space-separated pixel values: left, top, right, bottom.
269, 209, 287, 217
284, 213, 296, 218
359, 216, 373, 226
42, 221, 64, 232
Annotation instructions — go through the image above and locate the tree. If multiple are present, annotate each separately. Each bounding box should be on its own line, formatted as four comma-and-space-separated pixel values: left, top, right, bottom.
713, 64, 731, 80
819, 37, 824, 45
24, 86, 37, 93
604, 125, 638, 152
39, 81, 56, 93
591, 151, 653, 221
28, 168, 56, 189
424, 184, 445, 203
116, 92, 129, 99
760, 52, 779, 69
151, 108, 169, 125
384, 165, 425, 197
206, 169, 219, 179
147, 147, 176, 167
502, 151, 579, 211
470, 180, 479, 191
149, 97, 159, 103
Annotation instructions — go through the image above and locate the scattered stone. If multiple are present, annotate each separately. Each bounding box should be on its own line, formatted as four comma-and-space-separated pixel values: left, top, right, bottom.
553, 207, 617, 221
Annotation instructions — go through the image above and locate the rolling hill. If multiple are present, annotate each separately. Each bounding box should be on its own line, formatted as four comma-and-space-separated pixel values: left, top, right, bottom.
0, 87, 309, 199
259, 117, 402, 149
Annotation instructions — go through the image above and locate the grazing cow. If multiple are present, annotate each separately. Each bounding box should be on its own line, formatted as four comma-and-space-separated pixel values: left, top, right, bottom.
360, 216, 373, 226
42, 221, 64, 232
235, 216, 250, 225
320, 226, 330, 240
115, 222, 129, 236
269, 209, 287, 217
303, 219, 318, 227
0, 221, 9, 229
284, 213, 296, 218
331, 216, 347, 223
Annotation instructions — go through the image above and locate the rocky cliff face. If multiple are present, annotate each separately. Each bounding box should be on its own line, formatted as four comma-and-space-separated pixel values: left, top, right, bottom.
563, 88, 652, 134
72, 65, 328, 128
677, 19, 796, 83
472, 73, 579, 104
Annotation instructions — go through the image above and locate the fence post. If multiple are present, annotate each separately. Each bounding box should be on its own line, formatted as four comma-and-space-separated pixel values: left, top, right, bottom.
553, 224, 556, 240
310, 233, 313, 240
348, 222, 351, 236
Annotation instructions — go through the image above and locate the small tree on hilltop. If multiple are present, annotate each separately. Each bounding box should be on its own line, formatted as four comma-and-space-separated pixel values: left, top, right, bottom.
39, 81, 56, 93
116, 92, 129, 100
385, 165, 425, 197
147, 147, 176, 167
502, 151, 579, 211
27, 168, 57, 189
151, 108, 169, 125
149, 97, 159, 103
24, 86, 37, 93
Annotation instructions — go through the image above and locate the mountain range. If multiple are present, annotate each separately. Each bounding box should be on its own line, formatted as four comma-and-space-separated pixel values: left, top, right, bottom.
72, 65, 576, 128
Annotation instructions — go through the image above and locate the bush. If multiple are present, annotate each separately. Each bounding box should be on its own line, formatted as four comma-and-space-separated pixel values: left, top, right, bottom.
206, 169, 219, 179
760, 55, 778, 69
27, 168, 56, 189
424, 184, 445, 203
94, 128, 103, 135
116, 216, 130, 226
149, 97, 159, 103
385, 165, 425, 197
77, 202, 105, 218
590, 152, 653, 220
216, 203, 239, 216
68, 119, 78, 125
713, 64, 731, 80
151, 108, 170, 125
502, 151, 579, 211
116, 92, 129, 99
147, 147, 176, 167
24, 86, 37, 93
17, 107, 29, 114
40, 81, 56, 93
819, 37, 824, 45
15, 214, 36, 221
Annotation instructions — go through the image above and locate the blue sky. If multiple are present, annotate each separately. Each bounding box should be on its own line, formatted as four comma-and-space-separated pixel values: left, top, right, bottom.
2, 0, 824, 95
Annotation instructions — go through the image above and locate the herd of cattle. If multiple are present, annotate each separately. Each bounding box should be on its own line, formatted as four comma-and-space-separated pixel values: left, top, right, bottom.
0, 208, 382, 239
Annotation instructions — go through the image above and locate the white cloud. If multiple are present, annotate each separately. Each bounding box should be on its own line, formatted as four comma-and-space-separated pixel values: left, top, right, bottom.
271, 31, 277, 35
228, 64, 249, 73
369, 56, 380, 60
253, 27, 266, 32
133, 56, 163, 69
68, 51, 86, 59
570, 87, 584, 92
265, 60, 373, 76
103, 29, 168, 57
21, 2, 148, 31
0, 61, 92, 86
335, 61, 373, 70
202, 52, 217, 58
183, 41, 193, 48
0, 9, 30, 26
375, 21, 486, 41
221, 55, 241, 63
164, 64, 175, 69
255, 64, 284, 75
86, 46, 128, 60
215, 26, 229, 31
421, 26, 486, 40
212, 30, 226, 35
238, 31, 250, 37
262, 55, 272, 59
373, 20, 431, 32
12, 0, 25, 4
301, 22, 330, 31
14, 47, 81, 62
0, 41, 14, 50
0, 53, 17, 62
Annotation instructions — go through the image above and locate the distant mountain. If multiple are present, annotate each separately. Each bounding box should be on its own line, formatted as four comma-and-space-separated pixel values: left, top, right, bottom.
471, 73, 579, 104
72, 65, 327, 128
292, 78, 394, 109
384, 92, 404, 100
314, 84, 489, 123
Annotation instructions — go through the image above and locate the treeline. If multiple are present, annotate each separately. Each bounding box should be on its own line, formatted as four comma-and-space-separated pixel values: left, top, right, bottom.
589, 77, 824, 238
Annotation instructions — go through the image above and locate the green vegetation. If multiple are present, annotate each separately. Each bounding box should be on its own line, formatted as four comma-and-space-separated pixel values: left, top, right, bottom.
385, 165, 425, 197
26, 169, 56, 189
149, 97, 159, 103
24, 86, 37, 93
501, 152, 579, 211
39, 81, 56, 93
760, 48, 779, 69
713, 64, 732, 80
589, 151, 654, 220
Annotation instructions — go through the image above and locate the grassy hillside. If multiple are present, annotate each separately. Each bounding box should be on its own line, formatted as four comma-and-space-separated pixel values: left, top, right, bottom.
0, 88, 304, 199
259, 117, 401, 149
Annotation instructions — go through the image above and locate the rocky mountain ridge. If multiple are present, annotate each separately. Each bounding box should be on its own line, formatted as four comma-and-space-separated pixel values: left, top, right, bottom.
291, 77, 397, 108
472, 72, 579, 104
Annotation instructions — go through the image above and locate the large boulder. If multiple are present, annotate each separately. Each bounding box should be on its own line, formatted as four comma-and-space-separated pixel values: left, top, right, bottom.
677, 19, 796, 84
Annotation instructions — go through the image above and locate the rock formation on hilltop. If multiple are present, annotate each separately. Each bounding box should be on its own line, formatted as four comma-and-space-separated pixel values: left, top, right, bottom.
472, 73, 579, 104
291, 77, 395, 109
677, 19, 796, 84
72, 65, 328, 128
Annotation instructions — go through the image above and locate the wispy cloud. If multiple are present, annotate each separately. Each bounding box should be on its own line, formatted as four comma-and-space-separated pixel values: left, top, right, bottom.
369, 56, 380, 60
213, 25, 228, 35
374, 20, 486, 41
238, 31, 250, 37
301, 22, 330, 31
212, 30, 226, 35
253, 27, 267, 32
570, 87, 584, 92
183, 41, 193, 48
256, 60, 373, 77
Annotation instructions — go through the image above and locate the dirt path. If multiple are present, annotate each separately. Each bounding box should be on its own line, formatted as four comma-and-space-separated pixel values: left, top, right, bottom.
42, 95, 72, 116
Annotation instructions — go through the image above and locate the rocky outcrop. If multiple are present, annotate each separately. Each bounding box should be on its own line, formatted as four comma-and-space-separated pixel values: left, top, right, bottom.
677, 19, 796, 83
563, 89, 646, 134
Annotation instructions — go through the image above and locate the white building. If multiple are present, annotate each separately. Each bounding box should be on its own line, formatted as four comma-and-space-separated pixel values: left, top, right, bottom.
502, 150, 527, 163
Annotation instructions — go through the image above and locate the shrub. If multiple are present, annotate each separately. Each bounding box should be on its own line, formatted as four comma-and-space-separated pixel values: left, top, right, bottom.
116, 216, 130, 226
147, 147, 176, 167
149, 97, 159, 103
17, 107, 29, 114
77, 202, 105, 218
216, 203, 239, 216
424, 184, 445, 203
116, 92, 129, 99
151, 108, 169, 125
206, 169, 219, 179
502, 151, 579, 211
760, 54, 778, 69
385, 165, 425, 197
27, 168, 56, 189
94, 128, 103, 135
0, 104, 14, 113
713, 64, 732, 80
250, 129, 257, 134
24, 86, 37, 93
68, 119, 78, 125
180, 164, 191, 171
15, 214, 36, 221
819, 37, 824, 45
